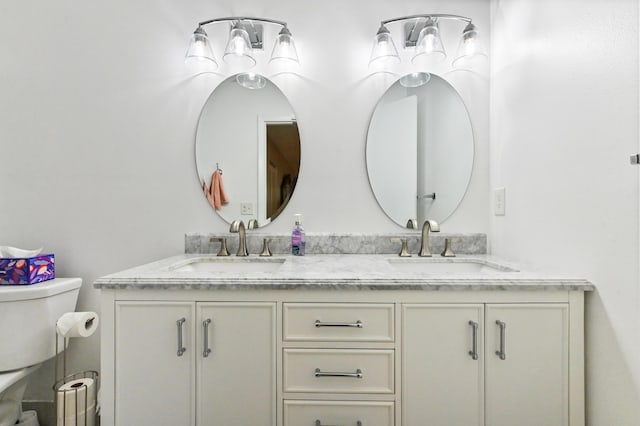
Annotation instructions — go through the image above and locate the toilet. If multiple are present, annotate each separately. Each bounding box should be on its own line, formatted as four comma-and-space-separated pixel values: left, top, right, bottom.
0, 278, 82, 426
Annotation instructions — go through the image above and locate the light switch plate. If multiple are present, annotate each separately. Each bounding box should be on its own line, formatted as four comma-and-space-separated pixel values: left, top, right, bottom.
240, 203, 253, 215
494, 187, 506, 216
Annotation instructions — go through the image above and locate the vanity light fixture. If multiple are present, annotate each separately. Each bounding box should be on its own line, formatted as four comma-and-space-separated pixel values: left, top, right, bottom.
186, 17, 299, 69
369, 14, 486, 69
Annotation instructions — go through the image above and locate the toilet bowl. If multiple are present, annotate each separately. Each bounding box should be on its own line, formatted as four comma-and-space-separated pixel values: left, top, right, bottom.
0, 278, 82, 426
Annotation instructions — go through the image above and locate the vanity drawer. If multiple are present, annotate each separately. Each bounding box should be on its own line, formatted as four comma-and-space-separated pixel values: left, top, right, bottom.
283, 303, 394, 342
284, 400, 394, 426
283, 349, 394, 394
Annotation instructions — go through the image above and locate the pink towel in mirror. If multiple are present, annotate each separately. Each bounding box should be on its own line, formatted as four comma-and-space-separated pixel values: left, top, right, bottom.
208, 170, 228, 210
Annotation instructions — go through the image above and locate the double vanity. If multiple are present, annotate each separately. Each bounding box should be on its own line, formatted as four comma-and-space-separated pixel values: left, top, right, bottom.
95, 234, 593, 426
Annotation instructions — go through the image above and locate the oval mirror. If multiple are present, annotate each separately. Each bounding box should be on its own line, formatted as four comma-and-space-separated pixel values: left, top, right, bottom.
366, 73, 474, 227
196, 73, 300, 226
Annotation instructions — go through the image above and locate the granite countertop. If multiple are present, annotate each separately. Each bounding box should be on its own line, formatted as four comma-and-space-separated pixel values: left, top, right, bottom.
93, 254, 595, 291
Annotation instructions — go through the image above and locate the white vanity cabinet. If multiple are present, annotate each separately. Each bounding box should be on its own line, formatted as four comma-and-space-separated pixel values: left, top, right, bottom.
484, 304, 569, 426
402, 304, 485, 426
282, 303, 397, 426
97, 259, 589, 426
196, 302, 276, 426
403, 303, 571, 426
110, 299, 275, 426
115, 302, 195, 426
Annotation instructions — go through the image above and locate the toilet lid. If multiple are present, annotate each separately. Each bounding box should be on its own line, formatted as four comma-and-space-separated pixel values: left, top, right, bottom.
0, 278, 81, 302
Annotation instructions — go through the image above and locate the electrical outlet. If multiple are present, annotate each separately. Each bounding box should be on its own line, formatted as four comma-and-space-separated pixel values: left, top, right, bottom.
240, 203, 253, 215
494, 187, 506, 216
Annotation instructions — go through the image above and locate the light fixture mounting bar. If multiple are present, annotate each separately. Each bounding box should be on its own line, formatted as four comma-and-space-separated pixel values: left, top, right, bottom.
195, 17, 289, 50
380, 14, 471, 27
197, 16, 287, 29
378, 14, 472, 49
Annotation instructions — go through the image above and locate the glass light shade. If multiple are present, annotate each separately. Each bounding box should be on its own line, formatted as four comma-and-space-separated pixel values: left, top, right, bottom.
412, 19, 446, 63
368, 25, 400, 69
236, 72, 267, 89
223, 24, 256, 68
185, 27, 217, 67
452, 23, 487, 67
399, 72, 431, 88
270, 27, 299, 64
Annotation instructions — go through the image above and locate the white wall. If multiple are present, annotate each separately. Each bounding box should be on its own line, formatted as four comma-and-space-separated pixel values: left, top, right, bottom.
490, 0, 640, 424
0, 0, 489, 401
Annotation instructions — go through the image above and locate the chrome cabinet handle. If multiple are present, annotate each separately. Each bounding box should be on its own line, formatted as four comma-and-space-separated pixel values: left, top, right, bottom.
315, 421, 362, 426
314, 320, 363, 328
314, 368, 363, 378
468, 320, 479, 360
495, 320, 506, 360
202, 318, 212, 358
176, 318, 186, 357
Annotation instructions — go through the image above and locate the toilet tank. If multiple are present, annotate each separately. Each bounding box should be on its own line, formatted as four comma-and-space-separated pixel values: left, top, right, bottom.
0, 278, 82, 371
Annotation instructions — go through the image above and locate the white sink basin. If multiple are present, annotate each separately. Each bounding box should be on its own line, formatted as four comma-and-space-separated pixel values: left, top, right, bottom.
388, 258, 518, 274
169, 257, 285, 273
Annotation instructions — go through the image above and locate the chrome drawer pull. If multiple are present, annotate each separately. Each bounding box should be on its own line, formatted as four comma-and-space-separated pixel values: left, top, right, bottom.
314, 320, 363, 328
176, 318, 186, 357
495, 320, 507, 360
202, 318, 212, 358
314, 368, 363, 379
315, 420, 362, 426
468, 320, 479, 360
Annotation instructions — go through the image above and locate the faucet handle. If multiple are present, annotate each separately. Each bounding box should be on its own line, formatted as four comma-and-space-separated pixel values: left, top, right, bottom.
399, 239, 411, 257
260, 238, 273, 257
441, 238, 456, 257
247, 219, 259, 229
391, 238, 412, 257
210, 237, 229, 257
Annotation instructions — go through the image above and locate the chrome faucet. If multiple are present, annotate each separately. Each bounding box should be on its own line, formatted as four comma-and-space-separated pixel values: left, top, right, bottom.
419, 219, 440, 257
229, 220, 249, 256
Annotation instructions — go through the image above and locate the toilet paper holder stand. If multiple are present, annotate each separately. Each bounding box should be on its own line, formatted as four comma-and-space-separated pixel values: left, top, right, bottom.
52, 332, 99, 426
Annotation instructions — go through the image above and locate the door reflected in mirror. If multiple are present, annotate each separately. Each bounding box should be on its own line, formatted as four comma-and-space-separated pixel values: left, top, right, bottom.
366, 73, 474, 227
266, 122, 299, 220
196, 74, 300, 226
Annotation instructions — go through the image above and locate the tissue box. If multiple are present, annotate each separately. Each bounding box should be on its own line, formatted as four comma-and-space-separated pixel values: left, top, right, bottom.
0, 254, 55, 285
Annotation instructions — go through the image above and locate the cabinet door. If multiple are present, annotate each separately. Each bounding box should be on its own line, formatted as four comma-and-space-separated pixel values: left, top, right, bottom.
402, 304, 484, 426
197, 302, 276, 426
485, 304, 568, 426
115, 301, 195, 426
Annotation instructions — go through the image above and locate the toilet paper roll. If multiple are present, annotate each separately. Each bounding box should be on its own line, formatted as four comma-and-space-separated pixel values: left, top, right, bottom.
57, 404, 95, 426
56, 312, 99, 338
56, 378, 96, 422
